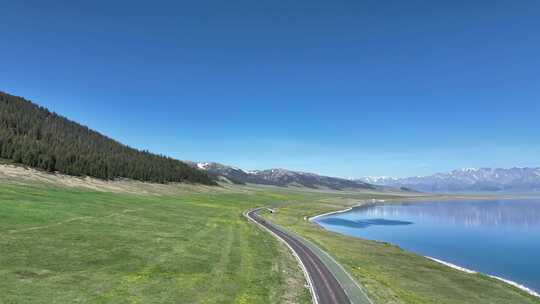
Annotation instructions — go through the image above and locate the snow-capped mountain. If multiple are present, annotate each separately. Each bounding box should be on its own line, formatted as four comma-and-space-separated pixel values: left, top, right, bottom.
361, 176, 400, 184
358, 167, 540, 192
186, 161, 378, 191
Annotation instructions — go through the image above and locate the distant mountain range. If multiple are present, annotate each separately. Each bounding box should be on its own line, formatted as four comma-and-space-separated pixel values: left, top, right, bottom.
359, 167, 540, 192
186, 161, 385, 191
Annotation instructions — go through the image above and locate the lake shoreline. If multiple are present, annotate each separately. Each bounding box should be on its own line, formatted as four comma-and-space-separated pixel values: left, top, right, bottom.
308, 199, 383, 222
309, 197, 540, 299
427, 257, 540, 298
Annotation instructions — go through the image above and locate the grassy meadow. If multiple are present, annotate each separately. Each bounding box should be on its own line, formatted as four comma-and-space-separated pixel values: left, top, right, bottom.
0, 183, 311, 304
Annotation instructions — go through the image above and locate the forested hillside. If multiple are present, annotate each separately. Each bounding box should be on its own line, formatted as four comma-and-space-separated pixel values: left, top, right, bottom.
0, 91, 215, 185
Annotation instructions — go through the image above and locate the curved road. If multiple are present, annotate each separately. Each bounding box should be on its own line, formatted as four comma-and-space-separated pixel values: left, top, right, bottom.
246, 209, 351, 304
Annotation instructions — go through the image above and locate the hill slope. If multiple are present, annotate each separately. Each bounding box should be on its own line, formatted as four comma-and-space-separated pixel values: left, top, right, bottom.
359, 167, 540, 192
188, 161, 378, 190
0, 91, 215, 185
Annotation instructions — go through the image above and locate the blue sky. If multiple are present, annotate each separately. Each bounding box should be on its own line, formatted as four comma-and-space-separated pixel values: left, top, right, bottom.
1, 0, 539, 177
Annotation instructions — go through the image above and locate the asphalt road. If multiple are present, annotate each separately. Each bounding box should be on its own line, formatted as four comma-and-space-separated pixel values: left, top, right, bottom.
247, 209, 351, 304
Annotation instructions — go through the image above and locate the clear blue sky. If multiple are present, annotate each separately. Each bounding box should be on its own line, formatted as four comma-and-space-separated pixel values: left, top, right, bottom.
2, 1, 539, 178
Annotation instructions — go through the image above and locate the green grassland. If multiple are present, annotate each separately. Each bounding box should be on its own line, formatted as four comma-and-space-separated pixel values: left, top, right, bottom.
1, 181, 539, 304
263, 198, 540, 304
0, 183, 311, 304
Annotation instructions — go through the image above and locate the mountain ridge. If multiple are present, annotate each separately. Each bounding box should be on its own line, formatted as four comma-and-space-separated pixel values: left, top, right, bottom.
358, 167, 540, 192
186, 161, 381, 191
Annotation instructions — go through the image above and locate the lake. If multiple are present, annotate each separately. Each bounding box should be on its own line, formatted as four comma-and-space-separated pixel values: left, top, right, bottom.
314, 199, 540, 294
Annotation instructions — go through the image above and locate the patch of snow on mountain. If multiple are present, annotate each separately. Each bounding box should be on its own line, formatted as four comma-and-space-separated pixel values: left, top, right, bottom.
459, 168, 479, 172
197, 162, 210, 170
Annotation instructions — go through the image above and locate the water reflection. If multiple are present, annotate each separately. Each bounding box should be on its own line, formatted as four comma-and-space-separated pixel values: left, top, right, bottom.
349, 200, 540, 229
319, 217, 413, 229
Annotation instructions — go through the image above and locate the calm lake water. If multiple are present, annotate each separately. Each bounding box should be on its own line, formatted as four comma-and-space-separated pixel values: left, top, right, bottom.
315, 199, 540, 294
